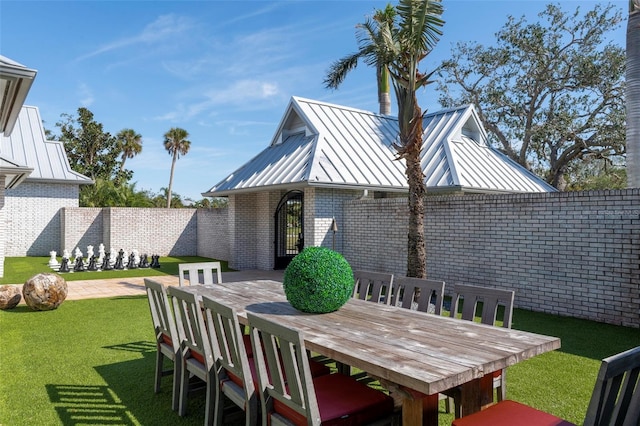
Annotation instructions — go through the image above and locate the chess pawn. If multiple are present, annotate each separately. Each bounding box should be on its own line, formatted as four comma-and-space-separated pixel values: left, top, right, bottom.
59, 257, 70, 273
48, 251, 60, 268
139, 254, 150, 268
98, 243, 105, 263
133, 249, 140, 266
127, 252, 137, 269
73, 256, 85, 272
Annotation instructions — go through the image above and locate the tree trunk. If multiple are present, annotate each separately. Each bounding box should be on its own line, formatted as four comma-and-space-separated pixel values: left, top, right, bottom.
405, 105, 427, 279
167, 153, 177, 208
627, 6, 640, 187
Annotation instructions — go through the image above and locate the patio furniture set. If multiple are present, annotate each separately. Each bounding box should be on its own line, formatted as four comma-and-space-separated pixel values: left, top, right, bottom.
143, 262, 640, 425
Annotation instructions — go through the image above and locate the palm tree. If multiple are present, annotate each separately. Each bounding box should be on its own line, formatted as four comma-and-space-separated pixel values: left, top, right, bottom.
116, 128, 142, 176
163, 127, 191, 208
627, 0, 640, 187
325, 4, 396, 115
325, 0, 444, 278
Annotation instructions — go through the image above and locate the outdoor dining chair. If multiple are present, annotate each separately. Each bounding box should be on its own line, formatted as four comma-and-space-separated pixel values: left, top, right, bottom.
144, 278, 181, 412
167, 285, 216, 425
178, 261, 223, 286
247, 311, 396, 426
444, 283, 515, 417
352, 270, 394, 304
201, 295, 258, 426
452, 345, 640, 426
389, 276, 445, 314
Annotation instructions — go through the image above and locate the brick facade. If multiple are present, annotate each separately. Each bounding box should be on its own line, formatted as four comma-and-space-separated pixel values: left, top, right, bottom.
344, 189, 640, 328
4, 182, 79, 256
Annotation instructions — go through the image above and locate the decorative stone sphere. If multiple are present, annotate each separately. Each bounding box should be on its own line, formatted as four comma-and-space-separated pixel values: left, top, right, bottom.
283, 247, 354, 314
0, 285, 22, 310
22, 273, 68, 311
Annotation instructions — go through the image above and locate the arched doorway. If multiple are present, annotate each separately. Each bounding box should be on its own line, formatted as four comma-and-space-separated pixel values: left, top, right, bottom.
274, 190, 303, 269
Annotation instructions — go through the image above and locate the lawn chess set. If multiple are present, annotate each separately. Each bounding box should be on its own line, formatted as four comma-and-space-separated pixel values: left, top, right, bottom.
48, 244, 161, 273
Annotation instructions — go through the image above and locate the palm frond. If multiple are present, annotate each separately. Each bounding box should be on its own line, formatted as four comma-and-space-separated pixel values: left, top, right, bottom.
324, 52, 361, 89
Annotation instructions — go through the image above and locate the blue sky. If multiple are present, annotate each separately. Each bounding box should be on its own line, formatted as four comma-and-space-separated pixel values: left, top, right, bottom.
1, 0, 627, 202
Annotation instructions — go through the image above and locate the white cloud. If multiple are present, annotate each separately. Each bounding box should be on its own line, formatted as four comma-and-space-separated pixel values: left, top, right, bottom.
77, 83, 94, 107
76, 14, 194, 61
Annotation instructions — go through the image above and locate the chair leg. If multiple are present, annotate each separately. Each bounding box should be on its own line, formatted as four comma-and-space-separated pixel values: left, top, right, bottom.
171, 356, 181, 412
154, 349, 163, 393
204, 372, 215, 426
178, 363, 190, 417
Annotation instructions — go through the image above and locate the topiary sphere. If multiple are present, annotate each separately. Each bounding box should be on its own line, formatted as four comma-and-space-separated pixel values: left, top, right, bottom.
283, 247, 354, 314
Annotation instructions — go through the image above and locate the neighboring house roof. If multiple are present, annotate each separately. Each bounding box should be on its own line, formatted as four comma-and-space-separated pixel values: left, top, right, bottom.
203, 97, 556, 197
0, 106, 92, 185
0, 55, 37, 136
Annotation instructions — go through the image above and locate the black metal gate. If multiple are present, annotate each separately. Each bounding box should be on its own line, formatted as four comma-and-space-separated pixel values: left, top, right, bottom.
274, 190, 303, 269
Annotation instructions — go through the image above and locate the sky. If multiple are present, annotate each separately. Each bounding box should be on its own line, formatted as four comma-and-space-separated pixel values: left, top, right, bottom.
0, 0, 628, 202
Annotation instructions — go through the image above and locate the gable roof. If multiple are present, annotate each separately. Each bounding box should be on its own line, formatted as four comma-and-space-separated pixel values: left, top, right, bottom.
0, 106, 92, 185
203, 97, 555, 197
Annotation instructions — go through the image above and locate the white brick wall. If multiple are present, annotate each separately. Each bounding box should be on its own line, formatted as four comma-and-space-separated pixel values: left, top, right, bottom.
197, 208, 229, 260
344, 189, 640, 328
4, 182, 79, 256
0, 185, 5, 277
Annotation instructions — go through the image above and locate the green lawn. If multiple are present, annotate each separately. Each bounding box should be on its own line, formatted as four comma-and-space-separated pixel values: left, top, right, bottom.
1, 289, 638, 425
0, 256, 231, 285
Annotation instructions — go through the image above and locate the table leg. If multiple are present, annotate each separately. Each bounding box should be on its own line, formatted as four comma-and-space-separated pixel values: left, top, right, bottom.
458, 374, 494, 416
400, 391, 438, 426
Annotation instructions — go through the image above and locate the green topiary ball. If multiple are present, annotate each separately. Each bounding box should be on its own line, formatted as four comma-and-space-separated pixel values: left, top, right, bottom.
283, 247, 354, 314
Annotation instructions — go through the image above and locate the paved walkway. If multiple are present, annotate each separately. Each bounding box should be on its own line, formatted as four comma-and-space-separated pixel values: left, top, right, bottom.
12, 270, 285, 302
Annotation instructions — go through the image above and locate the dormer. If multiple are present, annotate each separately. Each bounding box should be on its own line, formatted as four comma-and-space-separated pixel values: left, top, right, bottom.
271, 97, 317, 146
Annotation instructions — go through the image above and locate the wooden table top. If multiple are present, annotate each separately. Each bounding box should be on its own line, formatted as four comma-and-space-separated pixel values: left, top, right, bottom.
181, 279, 561, 396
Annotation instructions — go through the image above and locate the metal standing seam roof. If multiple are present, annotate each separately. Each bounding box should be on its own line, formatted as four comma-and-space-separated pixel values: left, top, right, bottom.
0, 55, 37, 136
203, 97, 555, 197
0, 106, 92, 184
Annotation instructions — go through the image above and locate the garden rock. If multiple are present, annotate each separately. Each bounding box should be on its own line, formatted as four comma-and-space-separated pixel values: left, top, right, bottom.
0, 285, 22, 310
22, 273, 68, 311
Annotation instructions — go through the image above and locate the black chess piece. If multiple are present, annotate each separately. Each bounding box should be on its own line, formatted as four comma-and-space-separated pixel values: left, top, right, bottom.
102, 253, 113, 270
59, 257, 70, 273
127, 253, 137, 269
114, 250, 125, 270
139, 254, 150, 268
150, 254, 161, 268
73, 257, 85, 272
87, 255, 98, 271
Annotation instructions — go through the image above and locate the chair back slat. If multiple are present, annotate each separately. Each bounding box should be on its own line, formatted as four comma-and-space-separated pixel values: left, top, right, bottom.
451, 284, 515, 328
248, 312, 321, 426
167, 286, 212, 364
391, 277, 445, 314
352, 270, 394, 304
144, 279, 178, 347
178, 262, 222, 286
584, 345, 640, 426
201, 296, 257, 424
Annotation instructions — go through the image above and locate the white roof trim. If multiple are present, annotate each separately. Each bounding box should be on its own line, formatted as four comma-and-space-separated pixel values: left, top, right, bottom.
0, 56, 37, 136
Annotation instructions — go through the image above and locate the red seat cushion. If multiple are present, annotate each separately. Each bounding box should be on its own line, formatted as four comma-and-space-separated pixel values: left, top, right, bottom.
273, 373, 394, 426
452, 400, 576, 426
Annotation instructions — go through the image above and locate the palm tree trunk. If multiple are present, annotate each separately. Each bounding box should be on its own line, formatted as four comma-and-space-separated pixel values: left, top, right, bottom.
405, 105, 427, 279
378, 66, 392, 115
167, 153, 177, 208
627, 4, 640, 187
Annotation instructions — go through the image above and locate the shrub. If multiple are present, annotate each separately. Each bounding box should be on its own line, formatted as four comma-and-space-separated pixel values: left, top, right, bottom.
283, 247, 354, 313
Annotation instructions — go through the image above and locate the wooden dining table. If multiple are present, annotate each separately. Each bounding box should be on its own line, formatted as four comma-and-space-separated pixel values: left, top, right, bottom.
180, 279, 561, 426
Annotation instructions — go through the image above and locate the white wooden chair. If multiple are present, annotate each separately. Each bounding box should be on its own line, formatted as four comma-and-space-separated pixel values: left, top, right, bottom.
143, 278, 181, 411
352, 270, 394, 304
201, 295, 258, 426
390, 276, 445, 314
453, 345, 640, 426
445, 283, 515, 417
247, 312, 396, 426
167, 285, 216, 425
178, 261, 222, 286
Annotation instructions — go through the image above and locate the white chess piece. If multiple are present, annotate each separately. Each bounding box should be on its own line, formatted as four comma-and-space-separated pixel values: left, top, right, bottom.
98, 243, 105, 263
87, 245, 94, 259
48, 251, 60, 268
74, 247, 83, 260
133, 249, 140, 266
62, 249, 70, 260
